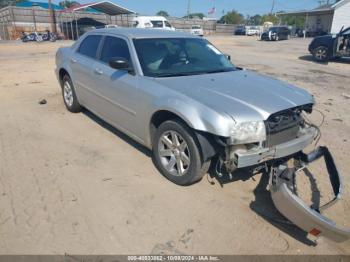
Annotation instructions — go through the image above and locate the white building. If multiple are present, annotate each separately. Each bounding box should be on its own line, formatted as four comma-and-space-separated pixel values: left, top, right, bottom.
332, 0, 350, 33
277, 0, 350, 35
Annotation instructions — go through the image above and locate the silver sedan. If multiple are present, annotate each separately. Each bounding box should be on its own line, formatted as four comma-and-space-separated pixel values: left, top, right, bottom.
55, 28, 316, 185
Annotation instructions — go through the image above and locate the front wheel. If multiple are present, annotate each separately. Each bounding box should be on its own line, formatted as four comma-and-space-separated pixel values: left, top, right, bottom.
152, 120, 211, 186
313, 46, 329, 62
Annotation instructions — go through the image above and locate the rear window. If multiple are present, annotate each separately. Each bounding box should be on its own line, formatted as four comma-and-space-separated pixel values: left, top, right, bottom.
78, 35, 102, 59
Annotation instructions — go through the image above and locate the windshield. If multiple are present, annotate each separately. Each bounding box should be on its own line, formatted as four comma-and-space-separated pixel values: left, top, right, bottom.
192, 25, 201, 29
133, 38, 235, 77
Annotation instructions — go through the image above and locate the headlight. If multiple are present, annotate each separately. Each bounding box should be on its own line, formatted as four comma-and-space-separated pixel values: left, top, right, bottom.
229, 121, 266, 145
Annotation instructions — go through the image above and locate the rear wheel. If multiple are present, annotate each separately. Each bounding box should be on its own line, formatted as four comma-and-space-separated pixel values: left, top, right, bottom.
313, 46, 329, 62
152, 119, 211, 186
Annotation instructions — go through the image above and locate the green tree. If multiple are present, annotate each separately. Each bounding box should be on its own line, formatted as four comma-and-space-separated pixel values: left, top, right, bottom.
246, 14, 262, 25
0, 0, 23, 9
183, 13, 205, 19
58, 0, 80, 8
261, 14, 279, 25
279, 13, 305, 28
156, 10, 169, 17
219, 10, 244, 24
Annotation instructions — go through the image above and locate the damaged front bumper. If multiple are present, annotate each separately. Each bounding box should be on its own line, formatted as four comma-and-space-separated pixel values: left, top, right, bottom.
229, 126, 316, 169
270, 146, 350, 242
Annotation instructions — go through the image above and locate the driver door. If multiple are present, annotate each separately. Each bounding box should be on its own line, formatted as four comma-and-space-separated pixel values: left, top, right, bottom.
88, 35, 143, 142
334, 28, 350, 57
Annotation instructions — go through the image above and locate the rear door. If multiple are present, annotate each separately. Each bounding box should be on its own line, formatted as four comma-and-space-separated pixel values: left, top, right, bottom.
70, 34, 102, 106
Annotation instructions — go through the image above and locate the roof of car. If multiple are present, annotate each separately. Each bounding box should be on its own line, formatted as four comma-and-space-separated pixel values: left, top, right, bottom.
89, 28, 197, 39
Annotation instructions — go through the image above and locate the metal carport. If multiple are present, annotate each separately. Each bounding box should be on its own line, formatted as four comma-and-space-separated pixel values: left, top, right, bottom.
58, 1, 135, 40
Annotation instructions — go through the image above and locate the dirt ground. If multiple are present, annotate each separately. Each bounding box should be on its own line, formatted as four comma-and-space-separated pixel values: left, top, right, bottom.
0, 36, 349, 255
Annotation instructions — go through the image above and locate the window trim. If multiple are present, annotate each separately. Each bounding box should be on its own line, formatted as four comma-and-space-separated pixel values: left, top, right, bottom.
76, 34, 103, 61
95, 34, 137, 74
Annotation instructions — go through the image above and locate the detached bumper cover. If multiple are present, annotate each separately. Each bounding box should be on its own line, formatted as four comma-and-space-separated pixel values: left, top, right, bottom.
270, 147, 350, 242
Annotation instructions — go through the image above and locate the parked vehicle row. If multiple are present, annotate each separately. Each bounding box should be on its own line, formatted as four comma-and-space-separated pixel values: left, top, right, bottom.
21, 30, 57, 42
246, 26, 260, 36
260, 26, 291, 41
190, 25, 204, 37
234, 25, 261, 36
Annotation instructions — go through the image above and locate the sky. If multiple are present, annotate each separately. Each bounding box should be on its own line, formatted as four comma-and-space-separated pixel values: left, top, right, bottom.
57, 0, 323, 18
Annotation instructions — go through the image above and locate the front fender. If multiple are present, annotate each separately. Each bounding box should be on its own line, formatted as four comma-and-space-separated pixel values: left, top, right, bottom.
151, 97, 235, 138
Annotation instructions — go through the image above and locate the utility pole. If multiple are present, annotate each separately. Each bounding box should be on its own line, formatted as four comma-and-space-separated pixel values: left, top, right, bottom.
270, 0, 275, 14
48, 0, 56, 33
187, 0, 191, 19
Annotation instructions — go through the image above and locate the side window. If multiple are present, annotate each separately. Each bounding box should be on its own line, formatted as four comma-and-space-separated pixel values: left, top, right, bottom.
132, 21, 139, 27
100, 36, 131, 63
165, 21, 172, 28
78, 35, 102, 59
342, 28, 350, 36
151, 20, 164, 28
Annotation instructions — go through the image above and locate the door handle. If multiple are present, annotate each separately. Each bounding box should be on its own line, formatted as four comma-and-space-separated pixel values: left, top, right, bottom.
94, 68, 103, 75
70, 58, 77, 63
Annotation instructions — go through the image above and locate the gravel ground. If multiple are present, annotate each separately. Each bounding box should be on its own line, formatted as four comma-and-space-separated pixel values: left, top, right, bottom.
0, 35, 349, 255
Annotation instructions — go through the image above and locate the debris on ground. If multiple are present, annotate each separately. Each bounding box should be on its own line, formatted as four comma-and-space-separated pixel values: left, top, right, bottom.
342, 93, 350, 99
332, 118, 343, 122
38, 99, 47, 105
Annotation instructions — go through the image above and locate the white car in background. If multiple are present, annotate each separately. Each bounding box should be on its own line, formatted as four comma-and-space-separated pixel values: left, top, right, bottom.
190, 25, 204, 36
132, 16, 175, 31
246, 26, 260, 36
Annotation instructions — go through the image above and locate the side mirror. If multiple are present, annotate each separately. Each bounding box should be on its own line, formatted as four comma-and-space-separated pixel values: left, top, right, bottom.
225, 54, 231, 61
109, 57, 134, 73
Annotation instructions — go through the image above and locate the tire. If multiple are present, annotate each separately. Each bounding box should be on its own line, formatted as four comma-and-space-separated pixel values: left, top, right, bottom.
61, 74, 82, 113
152, 119, 211, 186
313, 46, 329, 62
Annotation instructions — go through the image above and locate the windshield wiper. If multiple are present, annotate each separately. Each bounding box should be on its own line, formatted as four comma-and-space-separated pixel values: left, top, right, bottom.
203, 69, 235, 74
155, 68, 235, 78
155, 72, 205, 78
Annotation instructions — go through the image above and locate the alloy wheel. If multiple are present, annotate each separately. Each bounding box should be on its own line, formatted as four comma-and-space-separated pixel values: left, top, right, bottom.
158, 130, 191, 176
63, 81, 74, 107
315, 48, 327, 60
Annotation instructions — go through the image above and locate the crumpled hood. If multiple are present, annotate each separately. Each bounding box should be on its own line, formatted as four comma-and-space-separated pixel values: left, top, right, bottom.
153, 70, 314, 123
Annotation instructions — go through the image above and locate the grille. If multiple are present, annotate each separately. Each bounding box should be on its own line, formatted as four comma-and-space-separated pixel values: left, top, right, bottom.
265, 108, 303, 147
